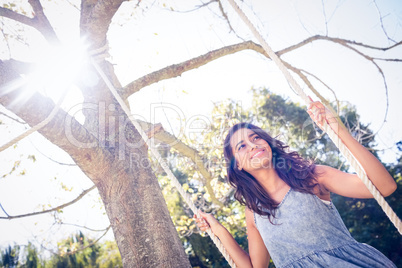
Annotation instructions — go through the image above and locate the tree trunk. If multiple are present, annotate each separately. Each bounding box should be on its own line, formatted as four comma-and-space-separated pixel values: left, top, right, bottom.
0, 60, 191, 267
99, 158, 190, 267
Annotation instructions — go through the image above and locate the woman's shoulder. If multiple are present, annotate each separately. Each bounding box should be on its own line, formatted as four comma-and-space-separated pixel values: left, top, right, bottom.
245, 207, 257, 228
313, 165, 332, 201
314, 165, 338, 185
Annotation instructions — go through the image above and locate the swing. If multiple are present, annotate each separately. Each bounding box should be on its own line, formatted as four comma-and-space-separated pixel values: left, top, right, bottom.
1, 1, 400, 267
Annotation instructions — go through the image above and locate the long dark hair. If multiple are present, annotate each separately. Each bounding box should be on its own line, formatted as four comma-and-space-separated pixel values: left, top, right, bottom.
223, 122, 320, 221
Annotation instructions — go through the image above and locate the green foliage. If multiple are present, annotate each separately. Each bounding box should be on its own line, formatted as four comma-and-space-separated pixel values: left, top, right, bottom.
333, 152, 402, 267
21, 242, 42, 268
1, 244, 20, 268
0, 234, 122, 268
46, 232, 101, 268
95, 240, 122, 268
1, 152, 38, 178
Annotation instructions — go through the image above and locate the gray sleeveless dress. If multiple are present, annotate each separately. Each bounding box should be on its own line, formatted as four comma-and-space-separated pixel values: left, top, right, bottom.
254, 188, 396, 268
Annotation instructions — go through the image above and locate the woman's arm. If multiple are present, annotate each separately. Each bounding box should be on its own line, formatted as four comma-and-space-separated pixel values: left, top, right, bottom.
308, 99, 397, 198
245, 208, 271, 268
194, 209, 270, 268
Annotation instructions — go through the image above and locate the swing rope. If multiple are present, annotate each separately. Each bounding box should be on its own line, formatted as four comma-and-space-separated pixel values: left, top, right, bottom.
225, 0, 402, 235
90, 59, 237, 267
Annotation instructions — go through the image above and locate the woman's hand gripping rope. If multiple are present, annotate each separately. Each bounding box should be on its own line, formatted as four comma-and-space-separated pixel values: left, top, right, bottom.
194, 210, 221, 233
307, 96, 340, 134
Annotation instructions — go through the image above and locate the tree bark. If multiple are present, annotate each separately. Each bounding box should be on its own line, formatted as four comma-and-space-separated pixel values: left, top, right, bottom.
0, 58, 191, 267
0, 0, 192, 265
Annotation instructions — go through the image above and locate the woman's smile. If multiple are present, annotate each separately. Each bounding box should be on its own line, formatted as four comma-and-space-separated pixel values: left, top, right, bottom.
250, 149, 266, 159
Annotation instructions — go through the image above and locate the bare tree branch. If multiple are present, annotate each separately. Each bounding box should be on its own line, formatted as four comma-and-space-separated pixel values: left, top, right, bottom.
27, 0, 58, 42
217, 0, 245, 41
276, 35, 397, 138
277, 35, 402, 56
0, 1, 59, 43
165, 0, 218, 13
29, 141, 77, 166
374, 57, 402, 62
0, 185, 96, 220
339, 42, 389, 133
373, 0, 398, 44
0, 111, 27, 124
321, 0, 329, 36
123, 35, 401, 102
60, 222, 110, 232
122, 41, 267, 99
299, 68, 340, 113
0, 21, 11, 58
0, 203, 10, 217
0, 7, 35, 26
137, 120, 224, 207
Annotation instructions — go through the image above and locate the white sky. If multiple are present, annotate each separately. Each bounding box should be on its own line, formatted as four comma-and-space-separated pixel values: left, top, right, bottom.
0, 0, 401, 253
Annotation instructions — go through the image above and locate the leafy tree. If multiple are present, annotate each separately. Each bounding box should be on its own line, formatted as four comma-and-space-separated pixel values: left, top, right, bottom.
95, 240, 122, 268
334, 151, 402, 266
0, 237, 123, 268
46, 232, 101, 268
1, 245, 20, 268
1, 1, 400, 267
20, 242, 42, 268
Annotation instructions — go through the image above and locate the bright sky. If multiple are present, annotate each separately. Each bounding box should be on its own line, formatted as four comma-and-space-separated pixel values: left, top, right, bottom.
0, 0, 401, 253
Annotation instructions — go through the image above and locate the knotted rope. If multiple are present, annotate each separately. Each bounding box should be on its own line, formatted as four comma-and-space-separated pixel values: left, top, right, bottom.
226, 0, 401, 234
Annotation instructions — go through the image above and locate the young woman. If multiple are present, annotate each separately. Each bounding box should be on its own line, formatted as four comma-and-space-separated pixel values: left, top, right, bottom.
194, 99, 397, 268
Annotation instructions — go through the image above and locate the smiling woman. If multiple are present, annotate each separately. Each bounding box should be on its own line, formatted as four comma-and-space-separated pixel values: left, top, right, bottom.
194, 103, 397, 267
223, 122, 320, 222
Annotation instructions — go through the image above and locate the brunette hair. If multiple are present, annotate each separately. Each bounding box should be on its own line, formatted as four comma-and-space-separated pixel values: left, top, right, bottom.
223, 122, 320, 221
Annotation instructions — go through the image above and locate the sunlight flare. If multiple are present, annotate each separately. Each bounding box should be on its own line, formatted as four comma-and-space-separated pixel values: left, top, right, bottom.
24, 40, 89, 102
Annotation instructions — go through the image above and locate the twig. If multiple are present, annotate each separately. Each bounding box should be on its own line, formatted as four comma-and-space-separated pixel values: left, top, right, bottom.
372, 0, 397, 44
0, 111, 27, 124
60, 225, 111, 256
0, 203, 10, 217
29, 140, 77, 166
217, 0, 245, 41
0, 20, 11, 58
321, 0, 329, 36
0, 185, 96, 219
164, 0, 218, 13
340, 42, 389, 137
299, 68, 340, 113
277, 35, 402, 56
60, 222, 110, 232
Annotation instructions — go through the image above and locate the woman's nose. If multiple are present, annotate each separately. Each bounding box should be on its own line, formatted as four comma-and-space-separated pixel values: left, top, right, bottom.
248, 143, 258, 151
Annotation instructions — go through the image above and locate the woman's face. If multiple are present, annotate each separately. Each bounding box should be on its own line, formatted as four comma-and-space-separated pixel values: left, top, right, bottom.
230, 128, 273, 172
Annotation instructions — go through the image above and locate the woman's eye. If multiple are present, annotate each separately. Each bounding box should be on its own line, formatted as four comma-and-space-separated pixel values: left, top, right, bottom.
238, 144, 245, 151
254, 136, 260, 141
